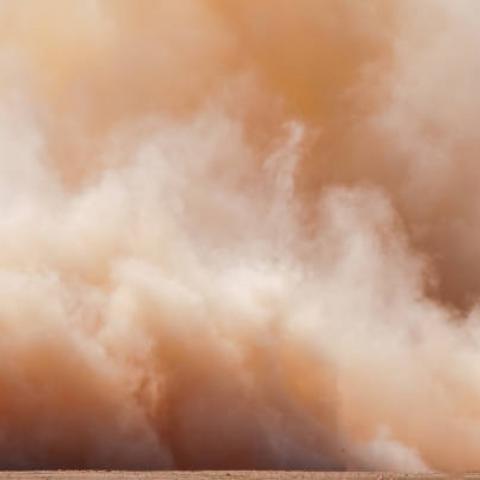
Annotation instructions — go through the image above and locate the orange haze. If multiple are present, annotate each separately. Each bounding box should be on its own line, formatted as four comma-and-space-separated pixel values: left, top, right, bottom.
0, 0, 479, 472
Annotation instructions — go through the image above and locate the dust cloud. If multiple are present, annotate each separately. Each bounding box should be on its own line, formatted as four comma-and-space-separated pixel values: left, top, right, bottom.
0, 0, 479, 473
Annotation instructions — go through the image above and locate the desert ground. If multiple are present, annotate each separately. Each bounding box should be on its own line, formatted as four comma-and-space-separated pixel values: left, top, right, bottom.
0, 472, 473, 480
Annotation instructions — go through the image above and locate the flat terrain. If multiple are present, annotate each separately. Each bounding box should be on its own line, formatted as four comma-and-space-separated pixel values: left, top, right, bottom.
0, 472, 471, 480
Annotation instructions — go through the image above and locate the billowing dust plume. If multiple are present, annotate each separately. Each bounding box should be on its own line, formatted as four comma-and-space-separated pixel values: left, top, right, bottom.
0, 0, 479, 472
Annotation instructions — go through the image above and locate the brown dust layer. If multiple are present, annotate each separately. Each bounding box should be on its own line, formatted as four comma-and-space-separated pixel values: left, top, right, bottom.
0, 474, 461, 480
0, 0, 480, 473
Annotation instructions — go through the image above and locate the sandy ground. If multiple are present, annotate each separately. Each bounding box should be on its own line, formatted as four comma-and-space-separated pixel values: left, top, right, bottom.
0, 472, 470, 480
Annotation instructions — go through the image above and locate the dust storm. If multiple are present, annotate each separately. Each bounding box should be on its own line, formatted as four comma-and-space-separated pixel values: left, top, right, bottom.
0, 0, 479, 473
